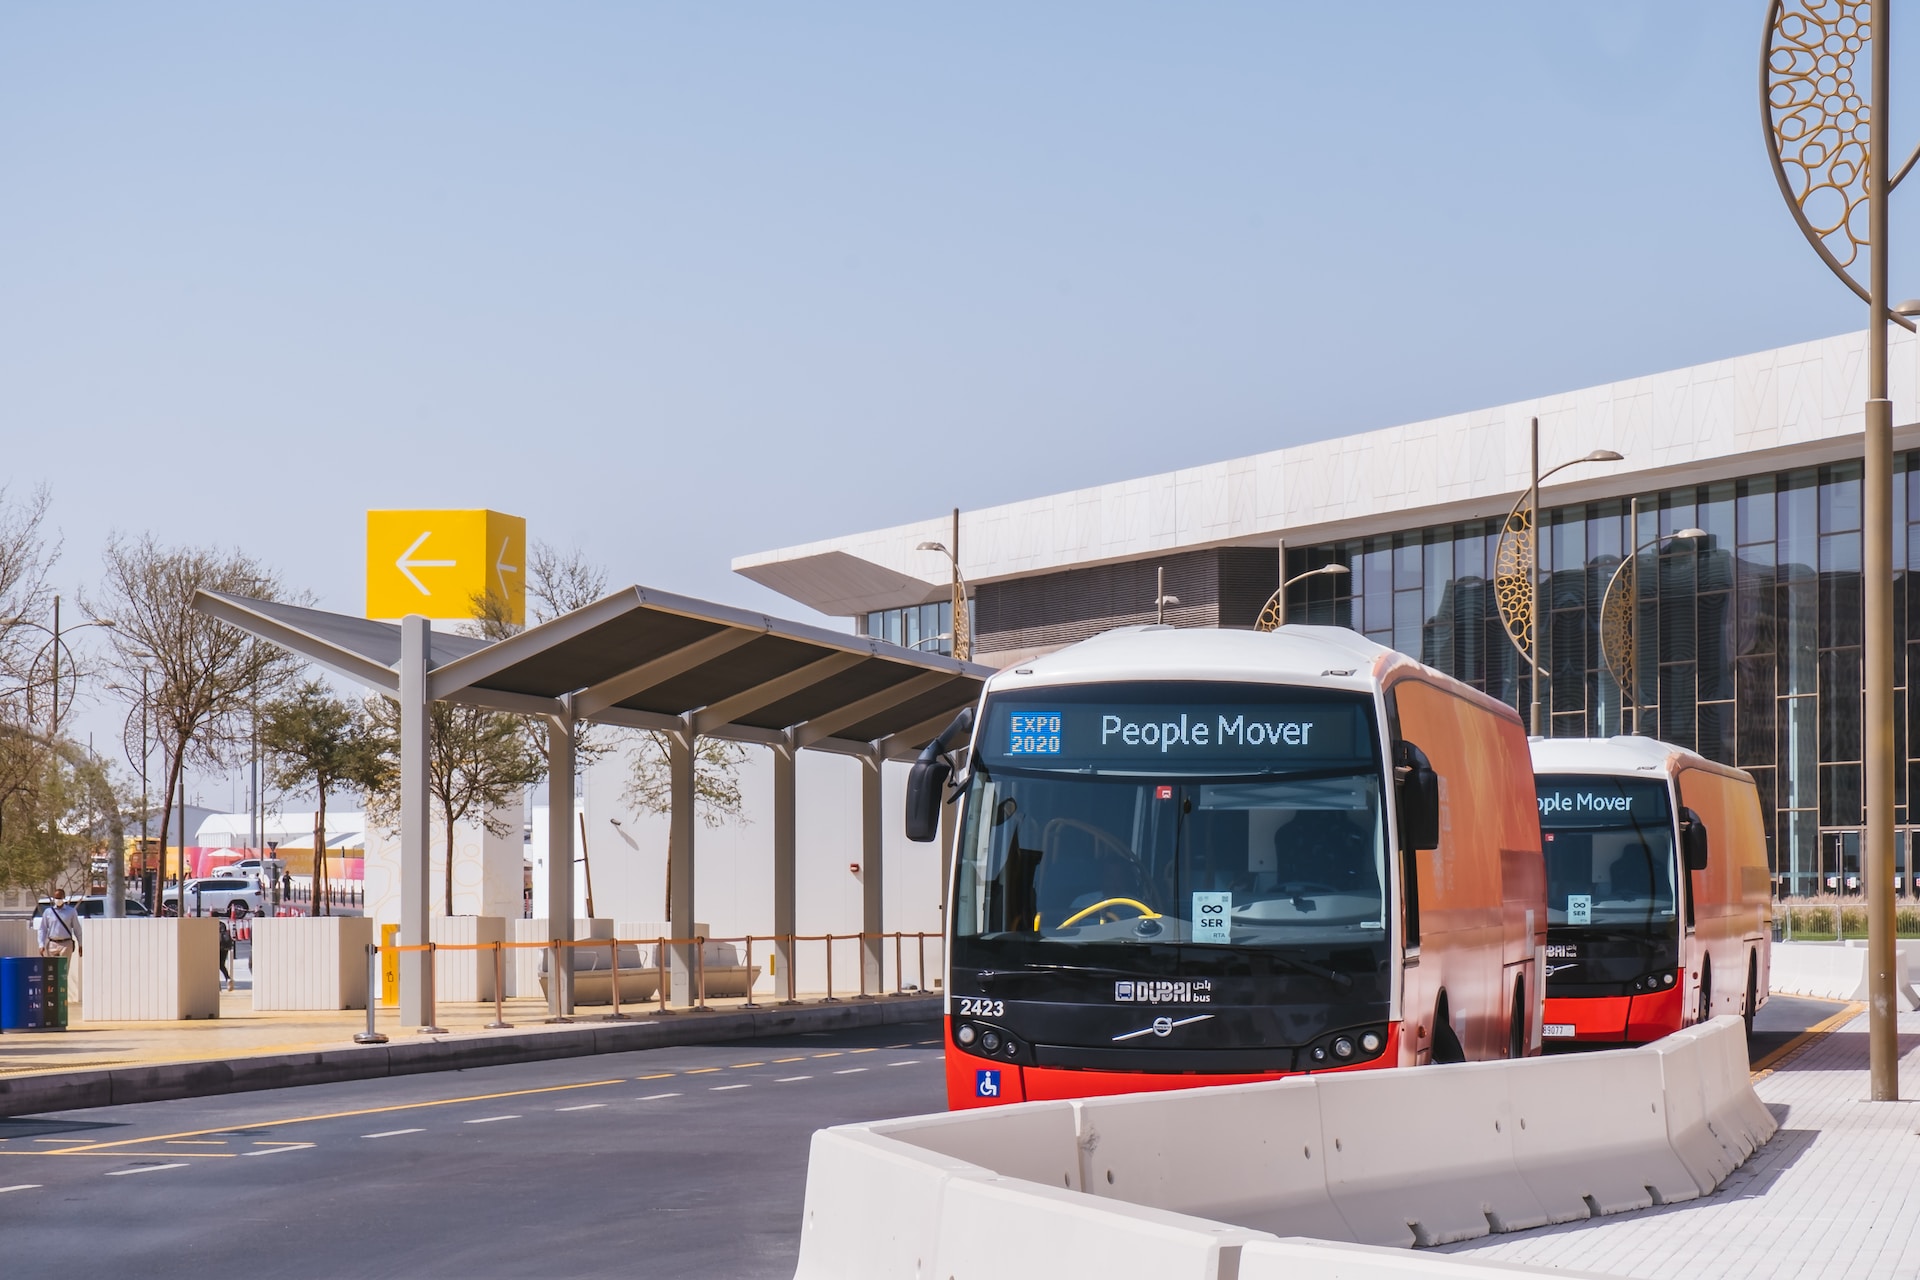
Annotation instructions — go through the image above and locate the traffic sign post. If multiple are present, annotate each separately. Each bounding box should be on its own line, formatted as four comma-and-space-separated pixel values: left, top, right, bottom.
365, 509, 527, 624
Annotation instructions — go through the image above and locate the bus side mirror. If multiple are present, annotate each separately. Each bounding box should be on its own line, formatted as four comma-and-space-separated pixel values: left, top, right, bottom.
905, 707, 976, 843
905, 755, 950, 843
1394, 740, 1440, 852
1681, 807, 1709, 871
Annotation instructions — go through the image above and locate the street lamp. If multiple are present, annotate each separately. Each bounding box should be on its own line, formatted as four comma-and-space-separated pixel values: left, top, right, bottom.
2, 596, 117, 737
1492, 426, 1624, 736
1255, 539, 1350, 631
1153, 566, 1179, 626
916, 507, 971, 662
1764, 0, 1908, 1099
1596, 516, 1709, 735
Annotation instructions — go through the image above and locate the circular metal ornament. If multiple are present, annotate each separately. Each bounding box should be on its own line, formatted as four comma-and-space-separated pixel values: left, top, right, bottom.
1254, 588, 1285, 633
1492, 508, 1535, 664
1597, 556, 1636, 699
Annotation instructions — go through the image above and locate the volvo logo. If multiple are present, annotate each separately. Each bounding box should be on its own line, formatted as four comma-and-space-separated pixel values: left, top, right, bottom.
1112, 1013, 1214, 1042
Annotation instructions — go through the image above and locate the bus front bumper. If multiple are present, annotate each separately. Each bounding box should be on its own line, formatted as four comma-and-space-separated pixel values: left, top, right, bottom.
943, 1018, 1402, 1109
1543, 978, 1686, 1047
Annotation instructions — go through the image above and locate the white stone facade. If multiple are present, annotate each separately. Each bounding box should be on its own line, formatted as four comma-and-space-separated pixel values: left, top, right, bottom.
735, 328, 1920, 617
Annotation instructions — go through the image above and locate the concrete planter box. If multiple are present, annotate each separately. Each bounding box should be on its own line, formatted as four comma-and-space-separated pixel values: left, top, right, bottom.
81, 919, 220, 1021
431, 915, 507, 1002
508, 918, 612, 997
251, 916, 373, 1011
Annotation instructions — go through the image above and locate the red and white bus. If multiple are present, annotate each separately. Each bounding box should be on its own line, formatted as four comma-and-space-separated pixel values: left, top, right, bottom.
906, 625, 1547, 1109
1532, 737, 1771, 1046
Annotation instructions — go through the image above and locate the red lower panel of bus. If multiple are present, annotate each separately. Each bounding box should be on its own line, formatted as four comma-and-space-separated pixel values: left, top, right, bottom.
1544, 975, 1687, 1047
942, 1018, 1402, 1110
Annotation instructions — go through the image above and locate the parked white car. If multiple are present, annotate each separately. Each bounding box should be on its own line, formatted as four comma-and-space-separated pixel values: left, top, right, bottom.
164, 877, 265, 917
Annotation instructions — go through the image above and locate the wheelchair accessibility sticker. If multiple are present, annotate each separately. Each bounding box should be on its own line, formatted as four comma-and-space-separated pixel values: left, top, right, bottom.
976, 1069, 1001, 1098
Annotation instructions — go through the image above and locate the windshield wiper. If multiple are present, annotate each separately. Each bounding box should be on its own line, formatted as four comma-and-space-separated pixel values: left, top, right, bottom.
1265, 952, 1353, 989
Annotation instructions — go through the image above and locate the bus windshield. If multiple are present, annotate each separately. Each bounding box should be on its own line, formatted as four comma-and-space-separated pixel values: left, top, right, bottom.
1537, 774, 1676, 931
953, 684, 1387, 948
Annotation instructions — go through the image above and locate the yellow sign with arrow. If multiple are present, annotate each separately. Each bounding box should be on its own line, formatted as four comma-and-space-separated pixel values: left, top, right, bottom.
365, 509, 526, 625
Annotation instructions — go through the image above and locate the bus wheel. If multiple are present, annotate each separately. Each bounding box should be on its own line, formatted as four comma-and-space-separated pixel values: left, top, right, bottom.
1697, 958, 1712, 1025
1508, 979, 1526, 1059
1432, 992, 1466, 1064
1744, 955, 1758, 1041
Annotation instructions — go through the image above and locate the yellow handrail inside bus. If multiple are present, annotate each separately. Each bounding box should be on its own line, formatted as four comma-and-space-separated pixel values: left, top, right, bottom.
1056, 897, 1162, 929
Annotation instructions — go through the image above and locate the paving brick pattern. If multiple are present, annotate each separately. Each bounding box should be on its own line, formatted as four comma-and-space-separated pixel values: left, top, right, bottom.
1441, 1011, 1920, 1278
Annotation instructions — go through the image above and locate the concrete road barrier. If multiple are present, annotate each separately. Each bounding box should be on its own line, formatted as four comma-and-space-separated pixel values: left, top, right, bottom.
1074, 1074, 1351, 1243
792, 1018, 1770, 1280
1769, 940, 1920, 1008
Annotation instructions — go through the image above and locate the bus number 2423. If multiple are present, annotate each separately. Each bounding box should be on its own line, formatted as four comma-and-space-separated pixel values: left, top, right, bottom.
958, 997, 1005, 1018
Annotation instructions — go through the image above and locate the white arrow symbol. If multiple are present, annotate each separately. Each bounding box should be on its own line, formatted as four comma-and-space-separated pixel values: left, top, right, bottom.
396, 531, 457, 595
495, 536, 518, 600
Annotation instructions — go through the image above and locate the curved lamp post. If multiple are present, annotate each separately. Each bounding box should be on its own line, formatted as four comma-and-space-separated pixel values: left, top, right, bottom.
1492, 429, 1624, 736
1596, 522, 1708, 736
2, 596, 116, 738
1764, 0, 1912, 1099
917, 508, 971, 661
1254, 550, 1350, 632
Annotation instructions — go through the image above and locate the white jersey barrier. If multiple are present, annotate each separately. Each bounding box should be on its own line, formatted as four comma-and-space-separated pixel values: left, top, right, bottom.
1769, 940, 1920, 1009
793, 1017, 1772, 1280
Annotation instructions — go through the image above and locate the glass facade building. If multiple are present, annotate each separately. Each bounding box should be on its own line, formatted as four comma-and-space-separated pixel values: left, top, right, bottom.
1280, 456, 1920, 898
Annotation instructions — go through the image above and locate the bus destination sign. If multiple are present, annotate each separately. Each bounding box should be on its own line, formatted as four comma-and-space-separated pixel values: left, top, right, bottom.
987, 697, 1371, 770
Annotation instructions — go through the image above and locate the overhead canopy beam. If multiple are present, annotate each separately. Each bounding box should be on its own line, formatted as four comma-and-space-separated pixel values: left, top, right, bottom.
572, 629, 760, 719
427, 589, 647, 702
689, 651, 866, 736
794, 672, 956, 749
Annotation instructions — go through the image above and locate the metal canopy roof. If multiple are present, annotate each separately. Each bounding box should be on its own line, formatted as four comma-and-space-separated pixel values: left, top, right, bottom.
195, 585, 991, 761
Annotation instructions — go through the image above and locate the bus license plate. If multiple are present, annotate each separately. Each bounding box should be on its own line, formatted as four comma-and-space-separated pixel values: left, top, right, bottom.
1542, 1023, 1576, 1038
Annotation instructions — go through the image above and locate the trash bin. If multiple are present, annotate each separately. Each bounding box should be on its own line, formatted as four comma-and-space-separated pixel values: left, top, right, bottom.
0, 957, 48, 1031
42, 956, 69, 1030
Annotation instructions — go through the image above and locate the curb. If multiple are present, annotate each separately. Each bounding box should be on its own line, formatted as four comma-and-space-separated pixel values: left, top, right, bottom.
0, 995, 943, 1118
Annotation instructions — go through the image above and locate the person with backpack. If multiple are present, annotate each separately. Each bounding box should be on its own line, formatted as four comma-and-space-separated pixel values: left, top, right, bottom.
217, 912, 237, 991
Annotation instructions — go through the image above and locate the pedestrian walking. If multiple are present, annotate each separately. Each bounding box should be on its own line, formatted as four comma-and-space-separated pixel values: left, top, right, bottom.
218, 913, 237, 991
35, 889, 81, 959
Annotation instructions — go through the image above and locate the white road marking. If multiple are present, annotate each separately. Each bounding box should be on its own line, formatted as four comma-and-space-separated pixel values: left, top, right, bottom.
464, 1115, 520, 1124
833, 1068, 868, 1075
363, 1129, 424, 1139
556, 1104, 607, 1112
889, 1061, 918, 1066
107, 1163, 188, 1176
776, 1076, 811, 1082
244, 1143, 316, 1156
0, 1184, 41, 1193
636, 1093, 680, 1101
711, 1083, 750, 1091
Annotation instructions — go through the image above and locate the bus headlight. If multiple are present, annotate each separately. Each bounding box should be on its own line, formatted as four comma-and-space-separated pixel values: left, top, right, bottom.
1360, 1032, 1382, 1054
980, 1029, 1002, 1054
956, 1023, 977, 1046
1332, 1037, 1354, 1059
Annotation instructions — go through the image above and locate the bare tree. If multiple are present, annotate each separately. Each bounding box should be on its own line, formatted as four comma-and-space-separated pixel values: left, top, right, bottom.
622, 733, 749, 828
259, 679, 385, 916
92, 536, 303, 891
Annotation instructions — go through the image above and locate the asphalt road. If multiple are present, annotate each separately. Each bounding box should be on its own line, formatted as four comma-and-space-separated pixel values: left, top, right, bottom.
0, 996, 1847, 1279
0, 1019, 948, 1280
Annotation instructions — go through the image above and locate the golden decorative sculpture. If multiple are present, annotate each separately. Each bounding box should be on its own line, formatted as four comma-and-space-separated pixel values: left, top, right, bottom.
1492, 506, 1535, 665
1597, 555, 1636, 701
1253, 588, 1285, 634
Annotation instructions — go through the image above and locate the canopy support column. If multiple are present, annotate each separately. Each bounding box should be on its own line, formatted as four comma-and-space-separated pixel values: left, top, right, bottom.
546, 703, 577, 1017
860, 752, 884, 995
668, 727, 697, 1003
398, 616, 432, 1028
772, 740, 797, 1001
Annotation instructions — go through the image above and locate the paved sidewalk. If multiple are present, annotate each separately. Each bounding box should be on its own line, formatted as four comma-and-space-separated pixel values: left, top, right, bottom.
1442, 1007, 1920, 1278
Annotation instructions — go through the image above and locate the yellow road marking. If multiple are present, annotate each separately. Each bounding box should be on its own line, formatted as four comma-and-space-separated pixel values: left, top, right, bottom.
1751, 1001, 1863, 1080
729, 1062, 764, 1069
771, 1056, 805, 1063
812, 1052, 843, 1059
636, 1073, 675, 1080
3, 1150, 235, 1160
36, 1078, 624, 1155
165, 1140, 228, 1146
850, 1048, 877, 1054
685, 1067, 722, 1075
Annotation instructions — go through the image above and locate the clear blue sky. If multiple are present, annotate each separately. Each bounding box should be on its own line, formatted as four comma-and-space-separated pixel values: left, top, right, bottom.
2, 3, 1913, 800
